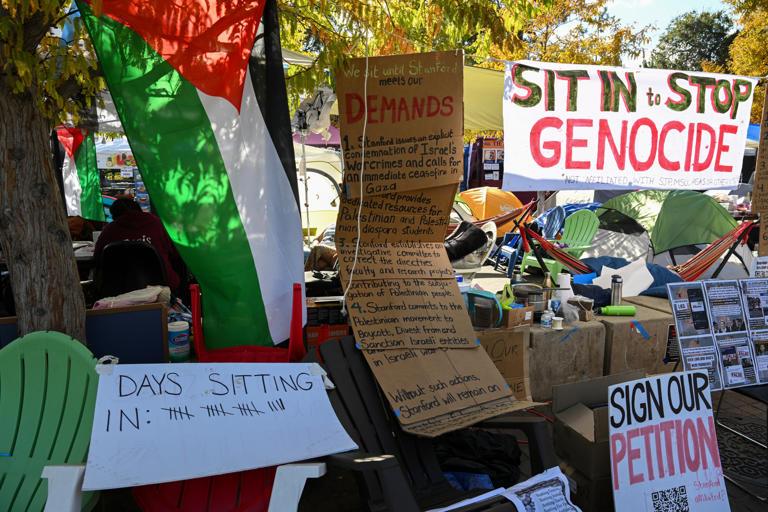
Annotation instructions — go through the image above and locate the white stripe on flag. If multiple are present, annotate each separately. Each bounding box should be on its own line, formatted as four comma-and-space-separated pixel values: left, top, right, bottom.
62, 153, 83, 216
197, 73, 306, 343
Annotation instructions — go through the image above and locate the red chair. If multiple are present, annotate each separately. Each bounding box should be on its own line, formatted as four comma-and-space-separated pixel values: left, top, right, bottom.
132, 282, 307, 512
190, 282, 306, 363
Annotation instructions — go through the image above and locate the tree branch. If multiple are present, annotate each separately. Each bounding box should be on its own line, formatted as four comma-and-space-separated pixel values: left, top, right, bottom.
22, 1, 71, 52
52, 9, 79, 28
57, 67, 101, 102
23, 11, 53, 53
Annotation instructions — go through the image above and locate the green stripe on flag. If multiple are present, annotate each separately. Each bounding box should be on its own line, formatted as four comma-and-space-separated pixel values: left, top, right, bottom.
75, 132, 106, 222
79, 2, 273, 347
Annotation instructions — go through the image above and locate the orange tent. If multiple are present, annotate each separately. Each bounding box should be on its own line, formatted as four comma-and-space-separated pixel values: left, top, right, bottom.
458, 187, 526, 237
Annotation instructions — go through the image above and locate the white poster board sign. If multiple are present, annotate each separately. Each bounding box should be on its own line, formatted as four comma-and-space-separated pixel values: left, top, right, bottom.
503, 467, 581, 512
503, 61, 757, 190
609, 372, 728, 512
83, 363, 357, 490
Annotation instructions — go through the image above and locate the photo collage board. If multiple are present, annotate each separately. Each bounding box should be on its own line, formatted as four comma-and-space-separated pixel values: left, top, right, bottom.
668, 279, 768, 391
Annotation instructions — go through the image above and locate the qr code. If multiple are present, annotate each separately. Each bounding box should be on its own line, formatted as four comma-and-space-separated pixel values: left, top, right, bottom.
651, 486, 690, 512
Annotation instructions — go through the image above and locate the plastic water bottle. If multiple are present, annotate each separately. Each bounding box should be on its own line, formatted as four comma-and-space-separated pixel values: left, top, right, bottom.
456, 275, 470, 309
168, 321, 191, 362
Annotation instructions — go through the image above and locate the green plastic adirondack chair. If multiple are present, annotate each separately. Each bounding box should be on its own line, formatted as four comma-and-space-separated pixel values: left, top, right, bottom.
0, 331, 98, 512
521, 209, 600, 276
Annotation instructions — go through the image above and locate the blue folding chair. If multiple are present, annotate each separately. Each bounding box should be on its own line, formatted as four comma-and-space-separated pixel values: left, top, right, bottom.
540, 206, 566, 239
493, 233, 522, 278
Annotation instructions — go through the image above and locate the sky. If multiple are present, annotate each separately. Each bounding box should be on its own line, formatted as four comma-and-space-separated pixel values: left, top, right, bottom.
608, 0, 730, 65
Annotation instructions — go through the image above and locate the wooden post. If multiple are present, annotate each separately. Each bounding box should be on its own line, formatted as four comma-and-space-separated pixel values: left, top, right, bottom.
752, 85, 768, 255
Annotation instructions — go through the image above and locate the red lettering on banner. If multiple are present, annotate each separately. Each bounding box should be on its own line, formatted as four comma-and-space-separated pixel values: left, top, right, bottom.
683, 419, 700, 470
530, 117, 563, 167
684, 123, 695, 171
658, 121, 685, 171
660, 420, 677, 476
715, 124, 738, 172
510, 63, 533, 102
693, 124, 716, 172
675, 419, 687, 475
628, 118, 657, 171
611, 433, 627, 490
627, 429, 644, 485
441, 96, 454, 116
640, 425, 656, 480
610, 417, 723, 491
346, 93, 364, 123
652, 423, 666, 478
527, 117, 738, 175
345, 93, 455, 124
565, 119, 592, 169
697, 416, 721, 469
597, 120, 627, 170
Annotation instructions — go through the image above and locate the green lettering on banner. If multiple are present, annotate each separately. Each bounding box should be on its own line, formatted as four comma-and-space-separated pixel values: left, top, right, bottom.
556, 70, 589, 112
609, 71, 637, 112
545, 69, 556, 111
690, 75, 717, 113
665, 72, 692, 112
511, 63, 542, 108
732, 79, 753, 119
598, 70, 612, 111
713, 79, 733, 114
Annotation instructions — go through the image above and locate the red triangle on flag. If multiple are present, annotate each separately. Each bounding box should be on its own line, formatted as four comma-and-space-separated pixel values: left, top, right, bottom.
89, 0, 266, 109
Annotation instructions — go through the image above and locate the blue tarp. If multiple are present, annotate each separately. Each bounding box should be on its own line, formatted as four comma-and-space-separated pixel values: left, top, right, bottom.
534, 203, 602, 234
571, 256, 684, 307
748, 123, 760, 142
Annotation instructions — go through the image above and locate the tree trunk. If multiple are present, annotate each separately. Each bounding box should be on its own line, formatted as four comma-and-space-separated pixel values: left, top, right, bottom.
0, 91, 86, 342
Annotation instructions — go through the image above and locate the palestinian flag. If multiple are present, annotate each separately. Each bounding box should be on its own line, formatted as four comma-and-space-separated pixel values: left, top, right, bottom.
55, 127, 105, 222
76, 0, 304, 348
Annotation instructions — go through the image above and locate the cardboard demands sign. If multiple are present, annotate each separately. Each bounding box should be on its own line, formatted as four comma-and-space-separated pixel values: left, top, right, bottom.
83, 363, 357, 490
337, 51, 464, 197
503, 61, 757, 191
609, 372, 728, 512
336, 51, 532, 436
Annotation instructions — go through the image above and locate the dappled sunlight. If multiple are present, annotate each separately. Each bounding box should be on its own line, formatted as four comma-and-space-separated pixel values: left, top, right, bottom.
80, 0, 280, 346
85, 0, 265, 108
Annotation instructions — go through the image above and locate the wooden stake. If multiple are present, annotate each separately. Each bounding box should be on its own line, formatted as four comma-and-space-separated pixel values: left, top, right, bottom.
750, 85, 768, 215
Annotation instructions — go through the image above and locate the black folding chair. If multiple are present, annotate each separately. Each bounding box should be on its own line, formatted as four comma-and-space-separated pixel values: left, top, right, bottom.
317, 336, 557, 511
94, 241, 167, 299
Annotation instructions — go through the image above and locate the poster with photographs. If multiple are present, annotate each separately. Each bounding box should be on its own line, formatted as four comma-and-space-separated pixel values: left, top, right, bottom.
668, 278, 766, 391
705, 280, 757, 387
739, 278, 768, 382
667, 282, 723, 390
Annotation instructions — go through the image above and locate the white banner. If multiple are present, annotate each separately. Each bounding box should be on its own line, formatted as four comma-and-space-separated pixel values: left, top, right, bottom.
609, 372, 728, 512
83, 363, 357, 490
503, 61, 757, 190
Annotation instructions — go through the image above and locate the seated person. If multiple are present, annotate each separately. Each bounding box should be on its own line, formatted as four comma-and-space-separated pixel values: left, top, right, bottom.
95, 197, 182, 291
305, 224, 338, 272
68, 216, 94, 241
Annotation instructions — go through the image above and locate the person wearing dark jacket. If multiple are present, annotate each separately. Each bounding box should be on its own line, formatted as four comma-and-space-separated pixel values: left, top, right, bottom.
94, 197, 182, 291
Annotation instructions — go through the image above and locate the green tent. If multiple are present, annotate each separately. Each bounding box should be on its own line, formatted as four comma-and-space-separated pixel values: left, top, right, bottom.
598, 191, 737, 254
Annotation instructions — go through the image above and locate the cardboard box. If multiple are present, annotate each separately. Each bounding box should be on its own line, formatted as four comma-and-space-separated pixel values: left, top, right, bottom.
561, 463, 614, 512
599, 305, 677, 376
552, 371, 643, 479
528, 321, 605, 401
477, 327, 531, 400
501, 306, 534, 329
622, 295, 672, 314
